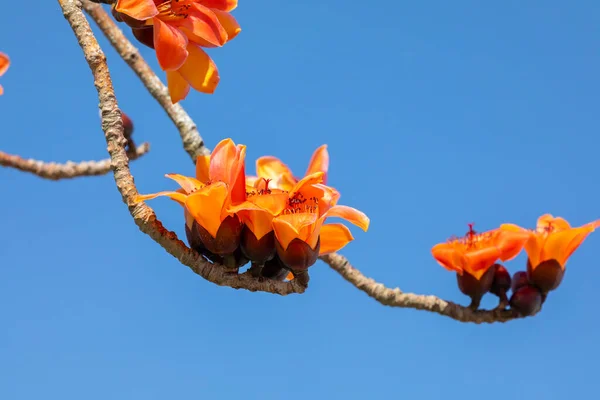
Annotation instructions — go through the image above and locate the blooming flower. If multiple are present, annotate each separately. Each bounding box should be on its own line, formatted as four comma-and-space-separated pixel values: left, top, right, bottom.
0, 52, 10, 95
135, 138, 246, 254
247, 145, 329, 191
271, 172, 369, 270
113, 0, 241, 102
501, 214, 600, 291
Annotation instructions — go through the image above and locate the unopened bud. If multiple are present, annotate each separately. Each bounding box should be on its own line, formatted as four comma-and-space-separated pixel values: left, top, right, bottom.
511, 271, 529, 293
456, 267, 495, 308
240, 227, 275, 264
490, 264, 511, 298
261, 256, 290, 281
509, 285, 543, 316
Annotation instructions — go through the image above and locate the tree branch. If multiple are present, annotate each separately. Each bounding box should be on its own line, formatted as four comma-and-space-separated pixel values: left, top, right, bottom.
0, 143, 149, 180
82, 0, 209, 161
320, 253, 521, 324
58, 0, 304, 295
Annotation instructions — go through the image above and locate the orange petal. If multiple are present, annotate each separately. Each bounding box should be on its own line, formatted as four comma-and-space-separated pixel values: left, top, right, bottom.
177, 3, 227, 47
234, 207, 274, 241
431, 243, 464, 274
250, 192, 289, 215
195, 155, 211, 183
537, 214, 571, 231
256, 156, 294, 180
200, 0, 238, 12
177, 43, 220, 94
185, 182, 228, 238
542, 225, 595, 266
495, 229, 532, 262
464, 246, 502, 274
209, 138, 237, 183
135, 190, 187, 206
229, 145, 247, 205
273, 213, 318, 249
212, 9, 241, 42
153, 18, 189, 71
289, 172, 325, 198
319, 223, 354, 255
166, 70, 190, 103
115, 0, 158, 20
0, 84, 4, 96
165, 173, 204, 194
0, 52, 9, 76
305, 145, 329, 183
322, 205, 369, 231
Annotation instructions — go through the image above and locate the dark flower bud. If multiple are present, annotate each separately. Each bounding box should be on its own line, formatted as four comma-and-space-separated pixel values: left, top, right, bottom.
195, 215, 242, 256
490, 264, 511, 298
456, 267, 495, 308
132, 26, 155, 49
261, 256, 290, 281
509, 285, 543, 316
511, 271, 529, 293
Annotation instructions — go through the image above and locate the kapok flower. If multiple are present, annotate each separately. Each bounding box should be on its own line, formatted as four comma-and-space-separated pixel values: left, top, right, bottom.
113, 0, 241, 101
501, 214, 600, 292
0, 52, 10, 95
135, 138, 246, 255
271, 172, 369, 270
246, 144, 329, 191
432, 224, 531, 302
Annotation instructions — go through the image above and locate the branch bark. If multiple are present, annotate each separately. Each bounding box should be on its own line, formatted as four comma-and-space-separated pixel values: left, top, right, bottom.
320, 253, 521, 324
82, 0, 209, 161
58, 0, 304, 295
0, 143, 149, 180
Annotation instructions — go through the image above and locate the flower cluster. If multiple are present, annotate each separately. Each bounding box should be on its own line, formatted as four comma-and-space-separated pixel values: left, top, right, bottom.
432, 215, 600, 315
136, 138, 370, 280
112, 0, 241, 102
0, 52, 10, 95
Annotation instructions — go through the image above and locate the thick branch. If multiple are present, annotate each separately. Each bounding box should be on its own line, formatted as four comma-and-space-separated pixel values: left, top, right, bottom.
58, 0, 303, 295
82, 1, 208, 161
320, 253, 521, 324
0, 143, 149, 180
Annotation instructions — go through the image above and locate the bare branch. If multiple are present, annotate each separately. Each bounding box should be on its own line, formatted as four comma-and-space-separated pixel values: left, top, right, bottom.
58, 0, 304, 295
320, 253, 521, 324
0, 143, 149, 180
82, 0, 209, 161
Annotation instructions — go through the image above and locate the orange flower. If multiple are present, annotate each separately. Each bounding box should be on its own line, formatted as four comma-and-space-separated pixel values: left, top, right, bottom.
135, 138, 246, 254
247, 145, 329, 191
114, 0, 241, 101
0, 52, 10, 95
501, 214, 600, 269
501, 214, 600, 292
271, 172, 369, 270
432, 224, 530, 280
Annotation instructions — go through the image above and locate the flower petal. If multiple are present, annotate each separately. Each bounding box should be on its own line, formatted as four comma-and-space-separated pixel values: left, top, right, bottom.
0, 52, 9, 76
464, 246, 502, 273
495, 229, 532, 262
209, 138, 237, 183
115, 0, 158, 20
177, 3, 228, 47
305, 145, 329, 183
200, 0, 238, 12
135, 190, 187, 206
273, 213, 318, 249
153, 18, 189, 71
322, 205, 369, 231
256, 156, 295, 189
319, 223, 354, 255
289, 172, 325, 198
211, 9, 241, 42
166, 70, 190, 103
185, 182, 228, 238
165, 173, 204, 194
542, 225, 595, 266
177, 43, 220, 94
431, 243, 464, 274
195, 155, 211, 183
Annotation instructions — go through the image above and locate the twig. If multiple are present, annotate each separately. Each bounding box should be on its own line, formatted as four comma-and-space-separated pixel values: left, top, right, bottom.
82, 0, 209, 161
320, 253, 521, 324
58, 0, 304, 295
0, 143, 149, 180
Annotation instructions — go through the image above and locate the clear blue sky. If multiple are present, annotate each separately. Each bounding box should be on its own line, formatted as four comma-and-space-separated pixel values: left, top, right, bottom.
1, 1, 599, 399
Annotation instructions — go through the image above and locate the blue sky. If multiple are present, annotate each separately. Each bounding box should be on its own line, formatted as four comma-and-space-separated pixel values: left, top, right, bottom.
1, 1, 599, 399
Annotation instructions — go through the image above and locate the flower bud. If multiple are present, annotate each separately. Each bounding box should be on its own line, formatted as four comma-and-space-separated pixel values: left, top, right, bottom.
527, 259, 564, 293
275, 237, 320, 271
509, 285, 543, 316
121, 111, 134, 138
456, 267, 495, 307
511, 271, 529, 293
185, 221, 222, 263
195, 215, 242, 255
490, 264, 511, 298
132, 26, 155, 49
240, 227, 275, 264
